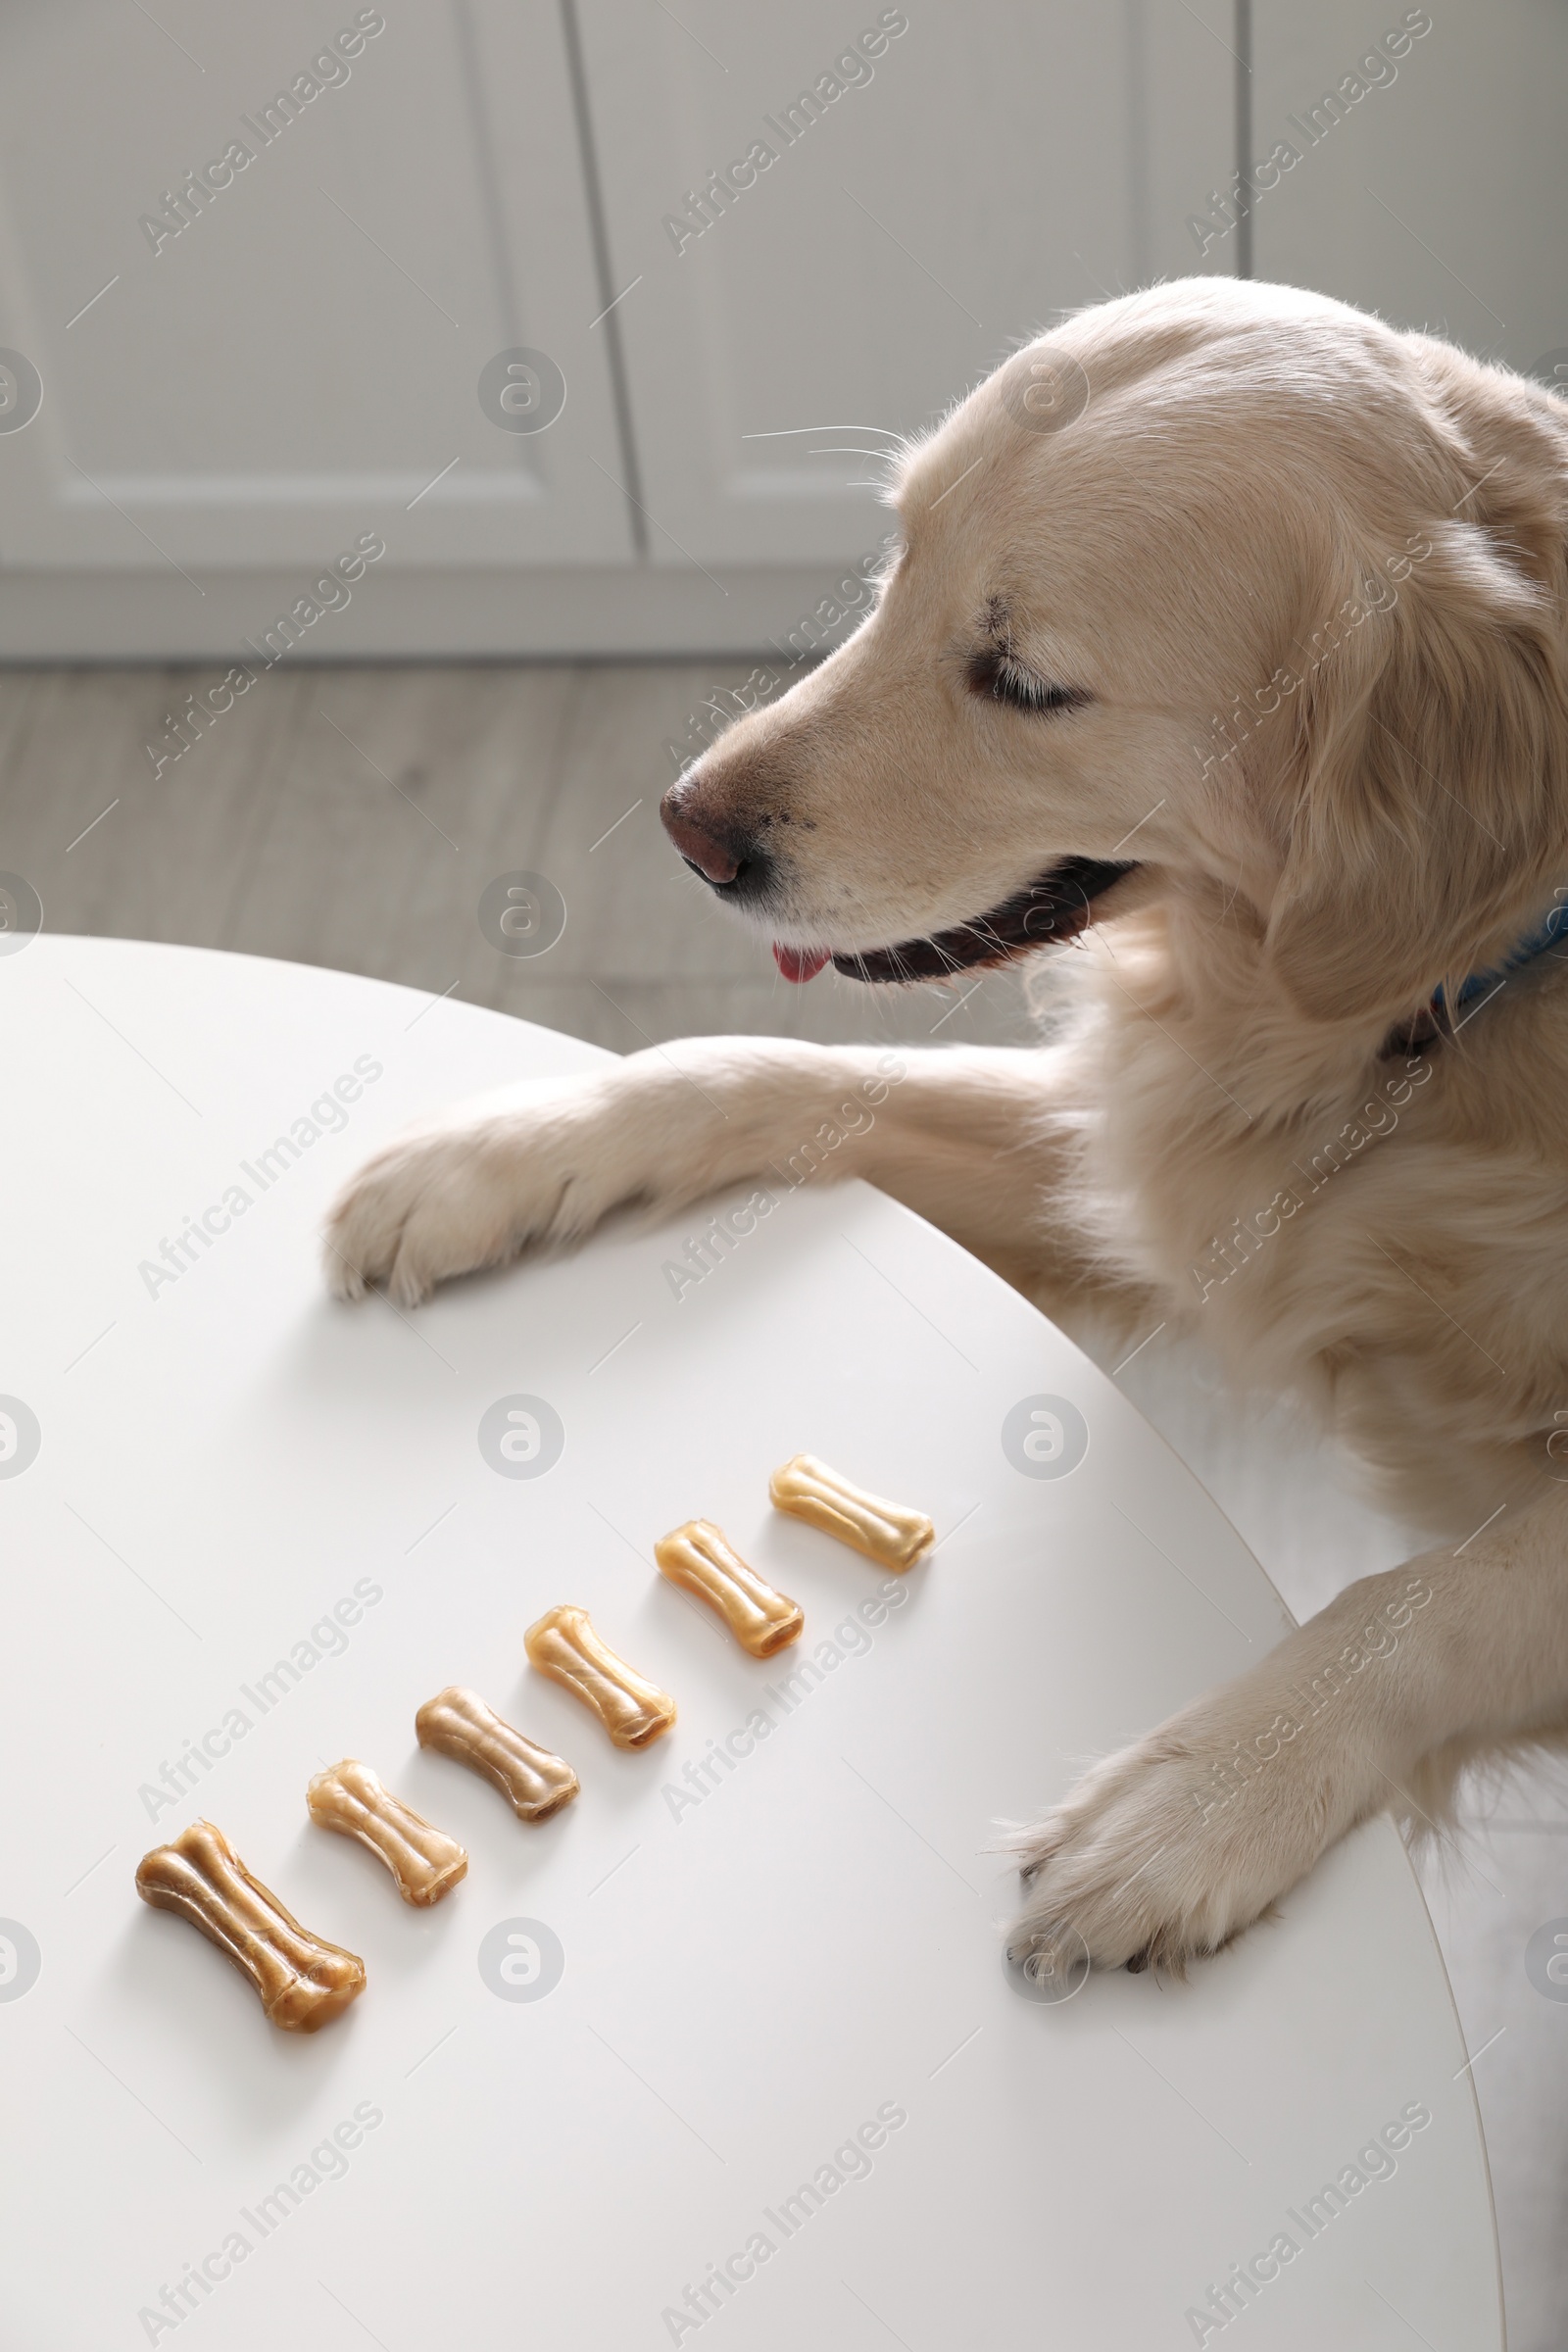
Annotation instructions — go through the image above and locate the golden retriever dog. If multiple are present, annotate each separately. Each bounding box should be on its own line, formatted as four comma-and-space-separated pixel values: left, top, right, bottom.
325, 276, 1568, 1977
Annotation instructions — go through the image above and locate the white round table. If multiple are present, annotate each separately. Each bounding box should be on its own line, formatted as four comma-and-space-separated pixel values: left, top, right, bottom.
0, 939, 1500, 2348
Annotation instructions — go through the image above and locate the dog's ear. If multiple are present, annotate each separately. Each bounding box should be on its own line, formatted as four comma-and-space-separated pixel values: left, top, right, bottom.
1265, 521, 1567, 1025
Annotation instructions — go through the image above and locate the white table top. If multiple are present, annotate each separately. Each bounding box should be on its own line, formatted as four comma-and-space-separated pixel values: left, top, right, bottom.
0, 938, 1499, 2349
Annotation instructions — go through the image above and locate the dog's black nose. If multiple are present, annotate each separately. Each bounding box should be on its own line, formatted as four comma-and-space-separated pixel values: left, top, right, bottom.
660, 786, 771, 897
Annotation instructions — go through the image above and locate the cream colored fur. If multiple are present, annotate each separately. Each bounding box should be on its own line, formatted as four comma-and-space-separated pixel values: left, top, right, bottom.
325, 278, 1568, 1976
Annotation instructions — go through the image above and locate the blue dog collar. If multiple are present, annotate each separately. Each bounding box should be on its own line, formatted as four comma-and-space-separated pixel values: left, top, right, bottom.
1384, 897, 1568, 1056
1438, 896, 1568, 1015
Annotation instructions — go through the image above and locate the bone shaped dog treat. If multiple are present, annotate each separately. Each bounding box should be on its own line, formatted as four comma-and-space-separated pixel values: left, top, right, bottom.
135, 1819, 366, 2033
524, 1605, 677, 1748
415, 1686, 580, 1822
654, 1519, 804, 1657
769, 1452, 935, 1571
306, 1759, 467, 1905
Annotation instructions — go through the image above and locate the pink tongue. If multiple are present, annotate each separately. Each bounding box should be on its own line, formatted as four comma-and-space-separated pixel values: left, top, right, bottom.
773, 943, 830, 984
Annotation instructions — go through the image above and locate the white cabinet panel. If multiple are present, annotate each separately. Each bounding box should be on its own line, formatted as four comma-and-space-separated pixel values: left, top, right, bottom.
1250, 2, 1568, 375
578, 0, 1237, 567
0, 0, 634, 568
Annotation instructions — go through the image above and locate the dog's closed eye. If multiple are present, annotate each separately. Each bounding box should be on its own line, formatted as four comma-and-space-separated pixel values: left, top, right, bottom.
966, 648, 1089, 715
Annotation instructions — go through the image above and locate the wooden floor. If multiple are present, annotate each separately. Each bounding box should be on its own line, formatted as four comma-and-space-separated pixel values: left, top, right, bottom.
0, 661, 1034, 1054
4, 659, 1563, 2346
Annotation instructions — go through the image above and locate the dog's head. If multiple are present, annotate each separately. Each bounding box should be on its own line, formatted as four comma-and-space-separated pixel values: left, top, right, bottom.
662, 278, 1568, 1026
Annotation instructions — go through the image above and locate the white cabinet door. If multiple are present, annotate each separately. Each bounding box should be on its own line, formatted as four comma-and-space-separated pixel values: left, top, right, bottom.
0, 0, 633, 572
576, 0, 1237, 568
1250, 2, 1568, 376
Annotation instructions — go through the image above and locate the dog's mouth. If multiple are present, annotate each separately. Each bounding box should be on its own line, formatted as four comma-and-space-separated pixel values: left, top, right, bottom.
772, 857, 1138, 986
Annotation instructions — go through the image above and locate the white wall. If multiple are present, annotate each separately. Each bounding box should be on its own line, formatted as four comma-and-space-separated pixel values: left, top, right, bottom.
1, 0, 1548, 659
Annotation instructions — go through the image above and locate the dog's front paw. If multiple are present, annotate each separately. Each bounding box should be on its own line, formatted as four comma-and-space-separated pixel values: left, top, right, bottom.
1004, 1699, 1354, 1978
323, 1092, 599, 1306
